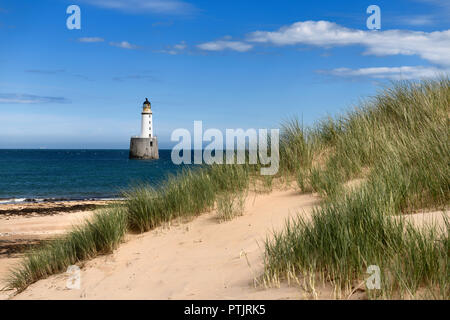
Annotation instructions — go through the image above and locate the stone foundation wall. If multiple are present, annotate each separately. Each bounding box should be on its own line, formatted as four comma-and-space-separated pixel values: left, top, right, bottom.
129, 137, 159, 159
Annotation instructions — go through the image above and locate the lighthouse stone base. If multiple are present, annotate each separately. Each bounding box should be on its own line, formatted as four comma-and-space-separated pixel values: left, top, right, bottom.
129, 137, 159, 160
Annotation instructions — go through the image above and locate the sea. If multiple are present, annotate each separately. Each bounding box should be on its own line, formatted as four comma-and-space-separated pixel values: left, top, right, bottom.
0, 149, 189, 204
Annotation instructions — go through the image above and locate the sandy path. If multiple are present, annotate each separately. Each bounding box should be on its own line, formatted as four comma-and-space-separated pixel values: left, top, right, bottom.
7, 190, 321, 300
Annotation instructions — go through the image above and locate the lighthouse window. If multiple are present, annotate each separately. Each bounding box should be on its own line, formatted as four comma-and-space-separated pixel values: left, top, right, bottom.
150, 141, 153, 146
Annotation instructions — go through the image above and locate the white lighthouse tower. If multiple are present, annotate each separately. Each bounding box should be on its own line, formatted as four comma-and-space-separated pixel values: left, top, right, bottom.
129, 98, 159, 159
140, 98, 153, 138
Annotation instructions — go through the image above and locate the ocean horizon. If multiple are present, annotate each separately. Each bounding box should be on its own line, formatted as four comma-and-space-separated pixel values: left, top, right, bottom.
0, 149, 190, 202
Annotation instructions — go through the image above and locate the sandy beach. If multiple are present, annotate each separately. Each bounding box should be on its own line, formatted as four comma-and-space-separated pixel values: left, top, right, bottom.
0, 189, 324, 299
1, 188, 447, 300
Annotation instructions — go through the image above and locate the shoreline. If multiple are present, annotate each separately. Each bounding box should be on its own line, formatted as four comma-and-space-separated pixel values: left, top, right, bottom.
0, 196, 124, 205
0, 199, 120, 217
0, 200, 115, 257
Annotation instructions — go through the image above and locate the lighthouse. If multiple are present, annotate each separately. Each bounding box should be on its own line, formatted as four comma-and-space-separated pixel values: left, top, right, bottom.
129, 98, 159, 159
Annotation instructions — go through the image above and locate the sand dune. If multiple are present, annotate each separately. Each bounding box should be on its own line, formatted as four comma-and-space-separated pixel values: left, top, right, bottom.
1, 189, 446, 300
4, 190, 322, 300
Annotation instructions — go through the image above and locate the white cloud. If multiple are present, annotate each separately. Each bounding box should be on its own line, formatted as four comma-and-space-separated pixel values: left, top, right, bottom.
164, 50, 178, 55
247, 21, 450, 66
173, 41, 187, 50
197, 40, 253, 52
109, 41, 139, 50
157, 41, 187, 55
112, 74, 157, 82
78, 37, 104, 43
196, 21, 450, 66
320, 66, 449, 80
398, 15, 434, 26
81, 0, 195, 15
0, 93, 70, 104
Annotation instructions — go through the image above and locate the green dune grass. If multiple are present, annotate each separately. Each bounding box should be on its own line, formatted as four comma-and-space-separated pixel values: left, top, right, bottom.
264, 79, 449, 299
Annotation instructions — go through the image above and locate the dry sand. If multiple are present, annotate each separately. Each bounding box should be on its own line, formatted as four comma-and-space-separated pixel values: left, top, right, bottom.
0, 190, 447, 300
2, 189, 324, 300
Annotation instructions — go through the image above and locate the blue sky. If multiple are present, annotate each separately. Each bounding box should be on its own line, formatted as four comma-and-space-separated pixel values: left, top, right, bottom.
0, 0, 449, 148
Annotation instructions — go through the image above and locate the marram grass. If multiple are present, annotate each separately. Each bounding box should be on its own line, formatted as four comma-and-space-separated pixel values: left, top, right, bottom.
216, 189, 247, 222
264, 78, 449, 299
124, 164, 250, 232
264, 178, 449, 299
